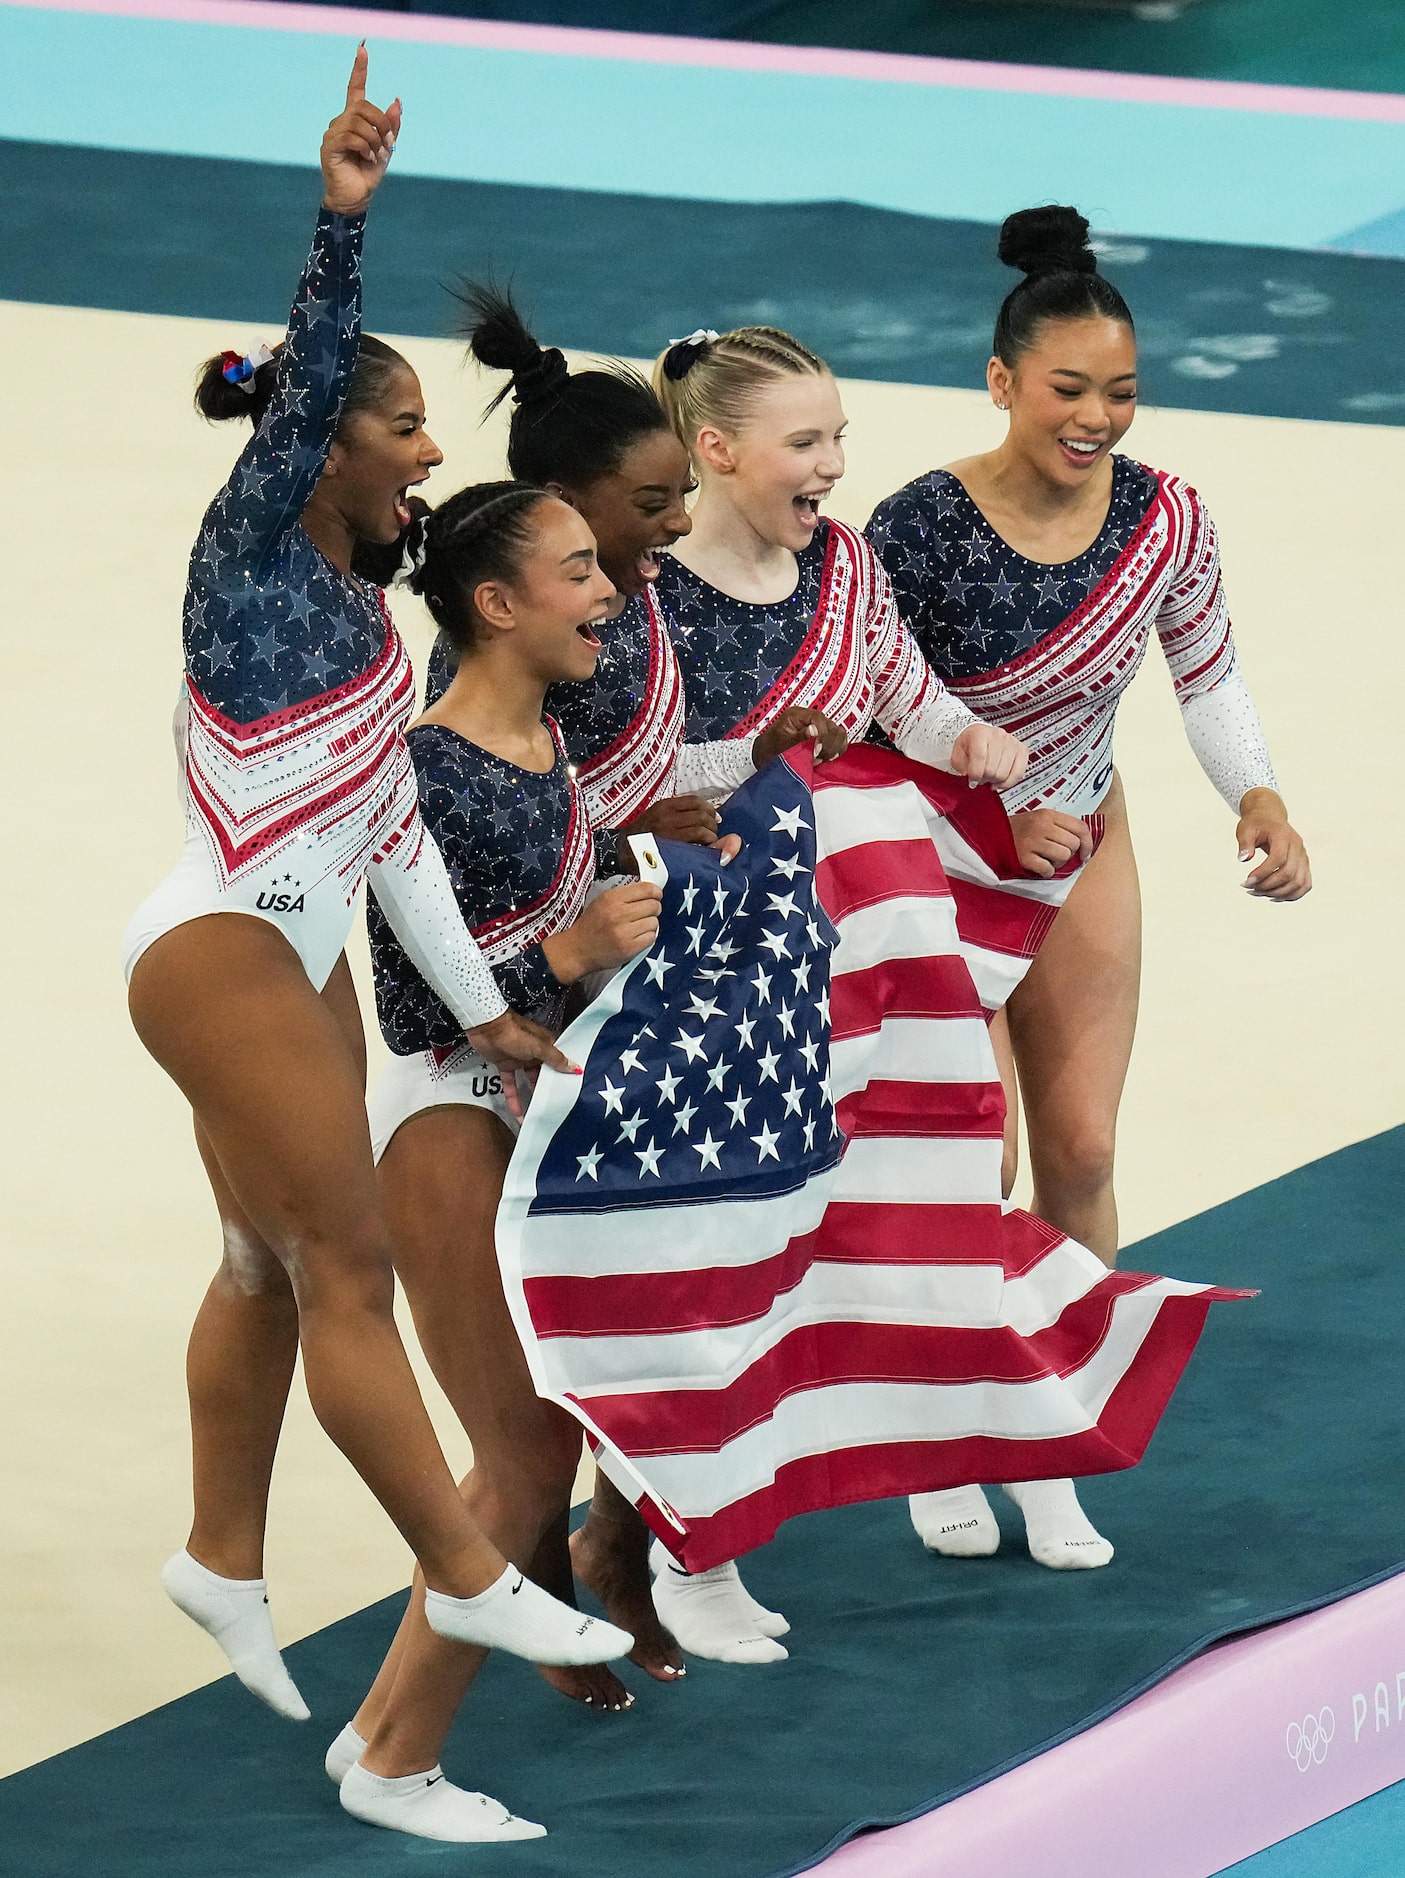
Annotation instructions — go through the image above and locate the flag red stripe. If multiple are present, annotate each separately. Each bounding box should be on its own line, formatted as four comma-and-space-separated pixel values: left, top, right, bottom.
816, 836, 950, 924
634, 1292, 1222, 1570
829, 953, 985, 1034
522, 1204, 1022, 1339
580, 1275, 1180, 1455
836, 1078, 1006, 1139
948, 874, 1060, 960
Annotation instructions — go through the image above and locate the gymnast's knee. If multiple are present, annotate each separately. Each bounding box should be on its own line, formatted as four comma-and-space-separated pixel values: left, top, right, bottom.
1038, 1122, 1116, 1206
218, 1219, 293, 1301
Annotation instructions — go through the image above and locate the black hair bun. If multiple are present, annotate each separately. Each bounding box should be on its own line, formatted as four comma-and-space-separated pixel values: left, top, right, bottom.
458, 281, 571, 408
194, 347, 279, 423
998, 206, 1097, 281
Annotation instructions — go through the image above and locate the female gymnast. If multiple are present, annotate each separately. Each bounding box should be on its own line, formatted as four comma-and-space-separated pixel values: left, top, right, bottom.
327, 480, 832, 1839
866, 205, 1311, 1569
123, 51, 629, 1749
417, 286, 837, 855
404, 293, 839, 1675
644, 321, 1030, 1658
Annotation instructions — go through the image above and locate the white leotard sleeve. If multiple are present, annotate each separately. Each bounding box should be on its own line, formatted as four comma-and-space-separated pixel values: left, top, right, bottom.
367, 767, 508, 1030
1179, 666, 1278, 811
1155, 487, 1279, 813
671, 736, 758, 802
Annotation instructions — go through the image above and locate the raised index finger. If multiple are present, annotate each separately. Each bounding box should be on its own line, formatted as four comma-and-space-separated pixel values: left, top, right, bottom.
346, 41, 369, 106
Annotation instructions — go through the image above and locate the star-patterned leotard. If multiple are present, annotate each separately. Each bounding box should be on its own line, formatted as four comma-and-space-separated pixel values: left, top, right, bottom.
424, 590, 755, 867
653, 517, 977, 764
123, 208, 505, 1028
370, 718, 595, 1055
866, 460, 1277, 817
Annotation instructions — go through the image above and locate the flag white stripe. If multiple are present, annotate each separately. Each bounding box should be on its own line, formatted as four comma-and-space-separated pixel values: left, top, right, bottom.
513, 1138, 1004, 1282
832, 1135, 1003, 1206
629, 1288, 1185, 1519
532, 1251, 1169, 1398
812, 779, 932, 859
830, 1015, 996, 1097
962, 945, 1031, 1012
827, 893, 962, 977
513, 1174, 839, 1281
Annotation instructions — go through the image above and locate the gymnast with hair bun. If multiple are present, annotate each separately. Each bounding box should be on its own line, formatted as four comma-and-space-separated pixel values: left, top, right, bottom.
327, 468, 828, 1840
408, 285, 838, 852
866, 205, 1310, 1572
124, 51, 629, 1766
345, 291, 841, 1707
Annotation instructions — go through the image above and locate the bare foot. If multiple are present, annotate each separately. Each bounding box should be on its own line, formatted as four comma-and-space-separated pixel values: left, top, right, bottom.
535, 1660, 636, 1711
572, 1516, 687, 1683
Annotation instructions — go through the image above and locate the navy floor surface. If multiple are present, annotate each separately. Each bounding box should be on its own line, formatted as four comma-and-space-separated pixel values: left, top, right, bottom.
1, 1127, 1401, 1877
6, 139, 1405, 424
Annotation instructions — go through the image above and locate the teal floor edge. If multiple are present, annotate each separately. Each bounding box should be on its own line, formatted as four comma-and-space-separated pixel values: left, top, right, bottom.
1218, 1777, 1405, 1875
5, 138, 1405, 425
1, 1127, 1402, 1878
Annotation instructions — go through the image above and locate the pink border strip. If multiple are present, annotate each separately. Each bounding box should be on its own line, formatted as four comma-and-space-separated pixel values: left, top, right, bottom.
817, 1571, 1405, 1877
6, 0, 1405, 122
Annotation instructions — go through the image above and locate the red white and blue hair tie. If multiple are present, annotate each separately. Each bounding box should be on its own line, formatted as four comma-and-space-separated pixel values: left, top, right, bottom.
220, 343, 275, 392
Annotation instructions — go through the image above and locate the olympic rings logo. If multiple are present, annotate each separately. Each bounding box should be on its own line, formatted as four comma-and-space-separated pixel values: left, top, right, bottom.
1286, 1708, 1335, 1771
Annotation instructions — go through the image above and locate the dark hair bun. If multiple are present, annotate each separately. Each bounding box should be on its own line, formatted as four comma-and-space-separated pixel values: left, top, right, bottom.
458, 282, 570, 408
194, 347, 280, 424
998, 206, 1097, 281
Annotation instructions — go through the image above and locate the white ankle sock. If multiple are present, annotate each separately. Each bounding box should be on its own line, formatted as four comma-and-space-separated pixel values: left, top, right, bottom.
909, 1486, 1001, 1558
739, 1577, 790, 1640
161, 1550, 309, 1721
423, 1566, 632, 1665
339, 1762, 545, 1843
648, 1543, 788, 1663
1004, 1480, 1114, 1570
649, 1540, 789, 1642
325, 1722, 366, 1785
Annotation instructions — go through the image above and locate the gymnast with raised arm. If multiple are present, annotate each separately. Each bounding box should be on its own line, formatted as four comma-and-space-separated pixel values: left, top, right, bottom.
123, 54, 629, 1777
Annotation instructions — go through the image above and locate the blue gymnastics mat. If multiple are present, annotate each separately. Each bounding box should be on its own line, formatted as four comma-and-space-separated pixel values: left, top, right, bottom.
0, 1128, 1401, 1877
5, 139, 1405, 426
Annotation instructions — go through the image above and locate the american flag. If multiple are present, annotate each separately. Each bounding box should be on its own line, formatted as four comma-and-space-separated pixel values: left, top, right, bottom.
497, 745, 1246, 1571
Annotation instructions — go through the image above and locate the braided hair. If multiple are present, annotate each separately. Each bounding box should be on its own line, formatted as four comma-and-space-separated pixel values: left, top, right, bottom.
650, 325, 827, 454
405, 480, 551, 653
458, 282, 672, 490
992, 206, 1134, 366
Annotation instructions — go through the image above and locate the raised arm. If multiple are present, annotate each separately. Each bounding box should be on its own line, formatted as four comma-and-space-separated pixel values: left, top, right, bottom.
197, 49, 401, 580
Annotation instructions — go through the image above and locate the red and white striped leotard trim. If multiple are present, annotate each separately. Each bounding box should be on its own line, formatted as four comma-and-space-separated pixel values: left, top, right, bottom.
726, 520, 976, 763
471, 718, 597, 968
171, 597, 505, 1025
185, 598, 418, 900
573, 585, 758, 826
572, 586, 687, 834
944, 474, 1275, 817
